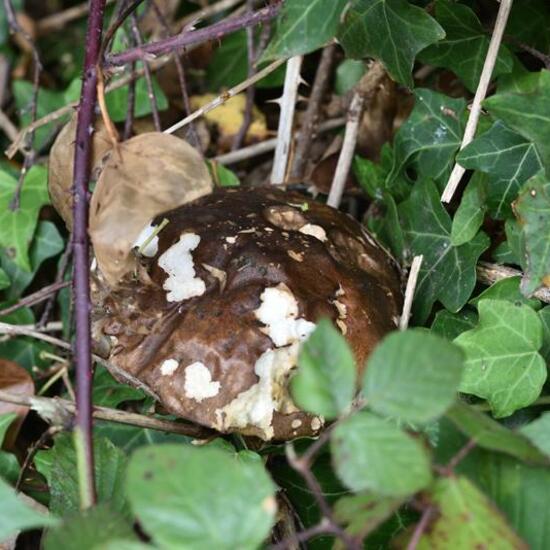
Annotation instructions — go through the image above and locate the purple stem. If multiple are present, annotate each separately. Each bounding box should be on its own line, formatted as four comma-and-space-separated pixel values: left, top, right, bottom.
72, 0, 108, 506
106, 2, 282, 67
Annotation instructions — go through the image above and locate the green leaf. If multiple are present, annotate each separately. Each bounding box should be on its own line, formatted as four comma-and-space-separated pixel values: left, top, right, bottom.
292, 319, 356, 420
451, 173, 487, 246
44, 505, 136, 550
331, 412, 432, 497
354, 154, 386, 200
446, 401, 549, 465
35, 433, 127, 515
431, 309, 478, 341
208, 162, 241, 188
333, 492, 403, 539
0, 477, 58, 541
470, 276, 541, 310
521, 412, 550, 457
417, 476, 526, 549
418, 0, 513, 92
455, 300, 547, 418
506, 0, 550, 55
0, 414, 19, 483
126, 445, 276, 550
337, 0, 444, 88
363, 329, 464, 423
92, 367, 145, 408
335, 60, 366, 95
514, 173, 550, 295
0, 0, 22, 45
0, 268, 8, 290
262, 0, 348, 61
0, 166, 50, 271
399, 179, 490, 323
484, 70, 550, 171
538, 306, 550, 362
457, 122, 543, 219
388, 90, 466, 188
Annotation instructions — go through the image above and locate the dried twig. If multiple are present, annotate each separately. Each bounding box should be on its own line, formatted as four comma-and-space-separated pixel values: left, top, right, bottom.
164, 58, 286, 134
271, 56, 304, 185
176, 0, 244, 30
0, 281, 70, 319
400, 255, 423, 330
290, 44, 336, 180
441, 0, 514, 203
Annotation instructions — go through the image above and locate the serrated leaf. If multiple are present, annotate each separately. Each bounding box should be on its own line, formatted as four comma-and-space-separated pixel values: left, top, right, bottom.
417, 476, 526, 549
292, 319, 356, 420
262, 0, 348, 61
431, 309, 478, 341
0, 166, 50, 271
331, 412, 432, 497
0, 478, 58, 541
484, 70, 550, 171
470, 276, 541, 310
451, 173, 487, 246
337, 0, 444, 88
363, 329, 464, 423
388, 89, 466, 188
399, 179, 490, 323
34, 433, 127, 515
458, 121, 543, 219
419, 0, 513, 92
44, 504, 136, 550
446, 401, 549, 465
455, 300, 547, 418
514, 173, 550, 295
126, 445, 276, 550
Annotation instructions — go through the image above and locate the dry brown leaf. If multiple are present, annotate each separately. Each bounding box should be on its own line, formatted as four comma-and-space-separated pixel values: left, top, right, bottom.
0, 359, 34, 450
48, 114, 113, 230
89, 132, 213, 287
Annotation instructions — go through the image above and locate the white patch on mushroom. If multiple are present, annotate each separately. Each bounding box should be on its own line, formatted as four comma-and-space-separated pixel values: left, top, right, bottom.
215, 344, 301, 440
160, 358, 179, 376
254, 284, 316, 347
133, 222, 159, 257
332, 299, 348, 319
291, 419, 302, 429
311, 417, 323, 431
287, 250, 304, 262
184, 361, 220, 402
225, 236, 237, 244
158, 233, 206, 302
299, 223, 327, 242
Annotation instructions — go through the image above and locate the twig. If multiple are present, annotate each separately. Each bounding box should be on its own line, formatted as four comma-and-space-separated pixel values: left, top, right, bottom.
0, 281, 70, 319
327, 61, 386, 208
72, 0, 108, 509
406, 506, 434, 550
400, 255, 423, 330
290, 44, 336, 180
129, 13, 162, 131
106, 2, 281, 67
441, 0, 514, 203
214, 117, 346, 165
270, 518, 337, 550
271, 56, 304, 185
123, 58, 137, 140
164, 57, 286, 134
476, 261, 550, 304
0, 390, 211, 438
176, 0, 244, 30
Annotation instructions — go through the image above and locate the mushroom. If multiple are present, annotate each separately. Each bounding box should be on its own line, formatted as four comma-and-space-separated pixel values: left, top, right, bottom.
92, 186, 402, 441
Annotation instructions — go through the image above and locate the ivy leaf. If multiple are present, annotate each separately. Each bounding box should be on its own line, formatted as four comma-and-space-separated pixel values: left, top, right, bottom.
399, 179, 490, 323
451, 173, 487, 246
363, 329, 464, 424
0, 166, 49, 272
506, 0, 550, 55
126, 445, 276, 550
455, 300, 547, 418
35, 433, 127, 515
417, 476, 526, 549
521, 412, 550, 458
262, 0, 348, 61
470, 276, 541, 310
539, 306, 550, 362
457, 121, 543, 219
419, 0, 513, 92
431, 309, 478, 341
388, 90, 466, 189
0, 268, 8, 290
446, 401, 549, 465
331, 412, 432, 497
484, 70, 550, 171
292, 319, 356, 420
337, 0, 444, 88
514, 173, 550, 295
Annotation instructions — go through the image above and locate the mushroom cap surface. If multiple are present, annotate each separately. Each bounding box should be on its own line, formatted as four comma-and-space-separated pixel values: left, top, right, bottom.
93, 187, 402, 440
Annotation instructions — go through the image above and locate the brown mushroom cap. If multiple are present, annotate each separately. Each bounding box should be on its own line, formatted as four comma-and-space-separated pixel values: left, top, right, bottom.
93, 187, 402, 440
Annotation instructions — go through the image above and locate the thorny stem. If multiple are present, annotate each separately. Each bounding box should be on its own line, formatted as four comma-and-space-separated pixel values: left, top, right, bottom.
72, 0, 108, 509
106, 2, 282, 67
406, 506, 434, 550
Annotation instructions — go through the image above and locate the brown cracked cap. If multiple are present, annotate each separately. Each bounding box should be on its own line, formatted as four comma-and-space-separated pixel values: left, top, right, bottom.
93, 187, 402, 441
